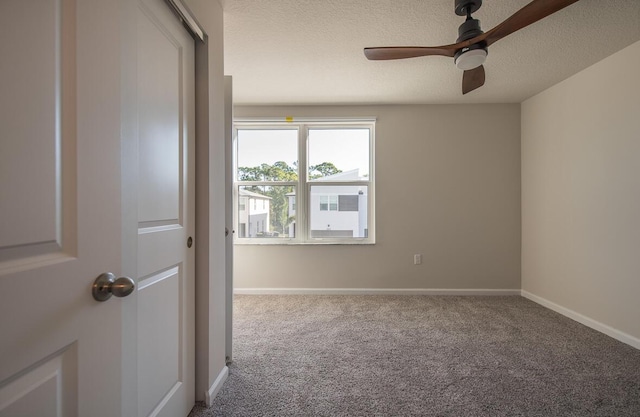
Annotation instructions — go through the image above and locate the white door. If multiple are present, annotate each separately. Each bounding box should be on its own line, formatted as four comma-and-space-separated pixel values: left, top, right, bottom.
135, 0, 195, 416
0, 0, 195, 416
0, 0, 128, 416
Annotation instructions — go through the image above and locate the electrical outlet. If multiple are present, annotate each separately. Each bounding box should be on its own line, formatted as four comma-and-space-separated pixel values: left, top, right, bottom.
414, 254, 422, 265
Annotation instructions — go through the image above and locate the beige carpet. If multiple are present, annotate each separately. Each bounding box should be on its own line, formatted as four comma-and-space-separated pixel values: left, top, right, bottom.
190, 295, 640, 416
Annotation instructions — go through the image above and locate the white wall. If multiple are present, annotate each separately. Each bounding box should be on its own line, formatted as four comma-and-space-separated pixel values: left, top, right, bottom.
234, 104, 521, 290
522, 40, 640, 343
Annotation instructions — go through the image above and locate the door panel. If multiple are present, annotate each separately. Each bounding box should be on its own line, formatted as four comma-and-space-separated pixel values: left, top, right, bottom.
0, 0, 75, 266
0, 0, 123, 416
0, 345, 77, 417
136, 0, 195, 416
138, 267, 181, 417
137, 5, 182, 227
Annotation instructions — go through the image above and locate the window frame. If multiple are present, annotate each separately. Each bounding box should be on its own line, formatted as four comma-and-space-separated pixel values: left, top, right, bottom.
233, 118, 375, 245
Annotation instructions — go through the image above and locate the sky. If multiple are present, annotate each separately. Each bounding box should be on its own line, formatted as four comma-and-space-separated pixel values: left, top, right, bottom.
237, 128, 370, 176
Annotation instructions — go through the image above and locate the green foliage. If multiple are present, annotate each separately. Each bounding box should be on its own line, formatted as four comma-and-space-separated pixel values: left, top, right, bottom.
237, 161, 298, 182
237, 161, 342, 236
309, 162, 342, 179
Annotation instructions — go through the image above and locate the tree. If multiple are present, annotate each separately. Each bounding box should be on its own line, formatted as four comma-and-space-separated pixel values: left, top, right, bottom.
237, 161, 297, 182
309, 162, 341, 179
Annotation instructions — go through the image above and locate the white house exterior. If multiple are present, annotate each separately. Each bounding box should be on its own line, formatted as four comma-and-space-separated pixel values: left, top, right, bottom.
238, 189, 271, 238
287, 169, 368, 239
286, 191, 296, 238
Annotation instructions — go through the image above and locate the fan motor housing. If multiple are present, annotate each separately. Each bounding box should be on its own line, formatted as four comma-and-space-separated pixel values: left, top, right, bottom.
455, 0, 482, 16
457, 18, 483, 42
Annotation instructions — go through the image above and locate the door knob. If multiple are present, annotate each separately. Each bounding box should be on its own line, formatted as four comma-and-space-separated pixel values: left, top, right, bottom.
92, 272, 135, 302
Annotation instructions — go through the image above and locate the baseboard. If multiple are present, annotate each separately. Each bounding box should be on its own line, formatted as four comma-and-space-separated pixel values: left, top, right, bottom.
205, 366, 229, 407
521, 290, 640, 350
234, 288, 521, 296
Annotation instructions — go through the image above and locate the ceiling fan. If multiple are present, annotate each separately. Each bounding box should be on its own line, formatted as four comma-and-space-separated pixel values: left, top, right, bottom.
364, 0, 581, 94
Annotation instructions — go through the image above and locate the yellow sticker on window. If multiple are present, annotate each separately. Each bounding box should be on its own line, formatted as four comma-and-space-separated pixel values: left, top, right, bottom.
285, 116, 294, 123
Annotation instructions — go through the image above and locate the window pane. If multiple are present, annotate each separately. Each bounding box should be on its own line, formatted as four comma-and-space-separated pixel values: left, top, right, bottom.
237, 185, 296, 238
310, 185, 368, 238
308, 128, 369, 181
237, 129, 298, 181
319, 195, 328, 211
329, 195, 338, 211
338, 195, 358, 211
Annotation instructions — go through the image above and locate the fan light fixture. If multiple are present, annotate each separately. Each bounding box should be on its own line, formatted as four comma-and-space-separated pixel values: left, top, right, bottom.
454, 48, 487, 70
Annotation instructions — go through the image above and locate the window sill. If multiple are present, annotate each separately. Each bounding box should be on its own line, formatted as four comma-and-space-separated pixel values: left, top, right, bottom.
233, 240, 375, 246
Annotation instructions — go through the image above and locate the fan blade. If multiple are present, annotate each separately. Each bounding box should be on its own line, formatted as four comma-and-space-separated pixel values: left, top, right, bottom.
364, 0, 582, 62
483, 0, 581, 46
364, 46, 457, 60
462, 65, 485, 94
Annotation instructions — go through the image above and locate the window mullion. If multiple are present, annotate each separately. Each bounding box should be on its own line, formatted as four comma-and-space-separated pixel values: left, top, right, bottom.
235, 181, 297, 187
298, 125, 308, 242
307, 181, 370, 187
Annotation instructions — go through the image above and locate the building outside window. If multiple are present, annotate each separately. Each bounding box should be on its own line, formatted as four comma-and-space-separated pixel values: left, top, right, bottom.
237, 189, 271, 238
234, 119, 375, 244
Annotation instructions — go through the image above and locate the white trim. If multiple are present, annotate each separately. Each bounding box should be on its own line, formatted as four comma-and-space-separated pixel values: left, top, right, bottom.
521, 290, 640, 350
234, 288, 521, 296
149, 382, 182, 417
234, 117, 377, 124
204, 366, 229, 407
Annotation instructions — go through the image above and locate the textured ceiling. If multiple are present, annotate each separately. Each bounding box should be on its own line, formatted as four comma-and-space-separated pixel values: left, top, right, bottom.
221, 0, 640, 105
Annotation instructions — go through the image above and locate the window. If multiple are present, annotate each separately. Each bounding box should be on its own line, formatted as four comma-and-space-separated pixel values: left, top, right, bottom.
234, 119, 375, 244
339, 195, 358, 211
319, 195, 338, 211
329, 195, 338, 211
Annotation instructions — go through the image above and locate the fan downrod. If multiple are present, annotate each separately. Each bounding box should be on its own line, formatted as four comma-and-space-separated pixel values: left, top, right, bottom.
455, 0, 482, 16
